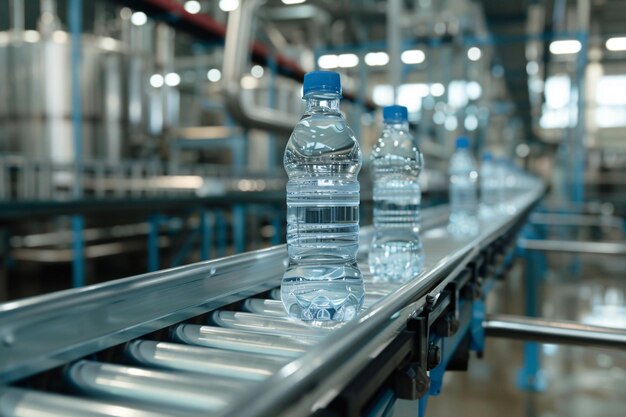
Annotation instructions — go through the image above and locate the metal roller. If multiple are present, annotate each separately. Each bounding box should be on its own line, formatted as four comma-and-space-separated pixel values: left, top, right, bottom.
243, 299, 289, 317
126, 340, 287, 380
67, 360, 247, 413
210, 311, 331, 339
174, 324, 312, 357
0, 386, 192, 417
483, 314, 626, 349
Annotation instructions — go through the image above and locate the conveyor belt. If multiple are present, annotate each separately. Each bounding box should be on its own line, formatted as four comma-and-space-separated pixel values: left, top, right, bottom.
0, 187, 544, 417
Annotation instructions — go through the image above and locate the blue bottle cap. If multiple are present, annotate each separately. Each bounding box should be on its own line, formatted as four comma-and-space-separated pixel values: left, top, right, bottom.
456, 137, 470, 149
303, 71, 342, 97
482, 152, 493, 161
383, 105, 408, 123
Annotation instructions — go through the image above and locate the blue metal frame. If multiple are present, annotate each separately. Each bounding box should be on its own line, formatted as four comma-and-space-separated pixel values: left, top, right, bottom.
69, 0, 85, 288
148, 213, 161, 272
516, 223, 547, 392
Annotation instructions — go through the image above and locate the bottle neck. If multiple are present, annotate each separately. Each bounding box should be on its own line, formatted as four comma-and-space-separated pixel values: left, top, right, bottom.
384, 121, 410, 133
304, 94, 341, 114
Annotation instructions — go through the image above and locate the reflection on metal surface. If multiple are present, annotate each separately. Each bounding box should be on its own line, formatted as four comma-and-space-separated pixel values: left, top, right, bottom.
211, 311, 330, 339
0, 386, 189, 417
174, 324, 312, 358
68, 360, 246, 412
243, 298, 289, 317
127, 340, 286, 380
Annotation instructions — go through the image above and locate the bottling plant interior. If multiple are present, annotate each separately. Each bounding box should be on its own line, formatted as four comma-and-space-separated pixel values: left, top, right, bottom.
0, 1, 625, 417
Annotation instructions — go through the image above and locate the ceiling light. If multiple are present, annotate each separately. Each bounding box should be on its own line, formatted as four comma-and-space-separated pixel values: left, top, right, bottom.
219, 0, 239, 12
165, 73, 181, 87
401, 49, 425, 65
444, 115, 458, 131
549, 40, 581, 55
466, 81, 482, 100
241, 75, 259, 89
251, 65, 264, 78
207, 69, 221, 82
606, 36, 626, 52
318, 54, 338, 69
184, 1, 201, 14
430, 83, 445, 97
130, 11, 147, 26
526, 61, 539, 75
149, 74, 164, 88
364, 52, 389, 67
281, 0, 306, 4
467, 47, 481, 61
464, 114, 478, 131
337, 53, 359, 68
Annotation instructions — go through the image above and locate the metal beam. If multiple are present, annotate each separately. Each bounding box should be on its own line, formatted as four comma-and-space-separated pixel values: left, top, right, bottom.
518, 238, 626, 255
484, 314, 626, 350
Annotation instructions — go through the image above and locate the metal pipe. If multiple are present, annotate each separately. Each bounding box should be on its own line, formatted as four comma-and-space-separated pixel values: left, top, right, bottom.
518, 238, 626, 255
529, 213, 624, 229
387, 0, 402, 101
222, 0, 299, 134
39, 0, 60, 37
9, 0, 24, 33
484, 314, 626, 350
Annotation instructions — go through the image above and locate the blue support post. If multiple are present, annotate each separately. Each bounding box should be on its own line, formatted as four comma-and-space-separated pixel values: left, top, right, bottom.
69, 0, 85, 288
271, 208, 282, 246
233, 205, 246, 253
267, 57, 278, 170
71, 216, 85, 287
216, 210, 227, 257
200, 210, 213, 261
171, 227, 200, 267
517, 224, 547, 392
148, 214, 160, 272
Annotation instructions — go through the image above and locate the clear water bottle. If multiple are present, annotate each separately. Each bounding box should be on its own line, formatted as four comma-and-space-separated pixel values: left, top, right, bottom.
497, 157, 517, 214
368, 105, 424, 283
479, 152, 499, 217
448, 137, 479, 236
281, 71, 364, 323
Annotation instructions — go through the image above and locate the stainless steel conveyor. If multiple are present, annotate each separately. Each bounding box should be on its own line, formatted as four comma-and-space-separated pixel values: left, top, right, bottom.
0, 185, 558, 417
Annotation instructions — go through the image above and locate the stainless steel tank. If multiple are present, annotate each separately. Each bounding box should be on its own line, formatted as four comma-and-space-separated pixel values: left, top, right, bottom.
0, 30, 132, 164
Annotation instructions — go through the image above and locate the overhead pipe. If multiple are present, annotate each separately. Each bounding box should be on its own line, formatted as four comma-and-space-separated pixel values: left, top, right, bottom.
222, 0, 299, 134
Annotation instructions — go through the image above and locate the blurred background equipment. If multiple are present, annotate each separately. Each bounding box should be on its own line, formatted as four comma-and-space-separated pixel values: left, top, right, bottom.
0, 1, 625, 416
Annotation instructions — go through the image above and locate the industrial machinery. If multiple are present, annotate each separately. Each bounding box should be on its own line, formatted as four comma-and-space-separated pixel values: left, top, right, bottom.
1, 182, 624, 417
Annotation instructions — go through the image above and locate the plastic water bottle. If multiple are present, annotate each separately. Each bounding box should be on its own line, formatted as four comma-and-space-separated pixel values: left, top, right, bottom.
368, 105, 424, 283
281, 71, 364, 323
479, 152, 499, 217
448, 137, 479, 236
497, 157, 517, 214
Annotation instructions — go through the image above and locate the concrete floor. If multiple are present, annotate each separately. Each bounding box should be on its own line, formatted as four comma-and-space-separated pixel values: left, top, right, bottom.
394, 250, 626, 417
